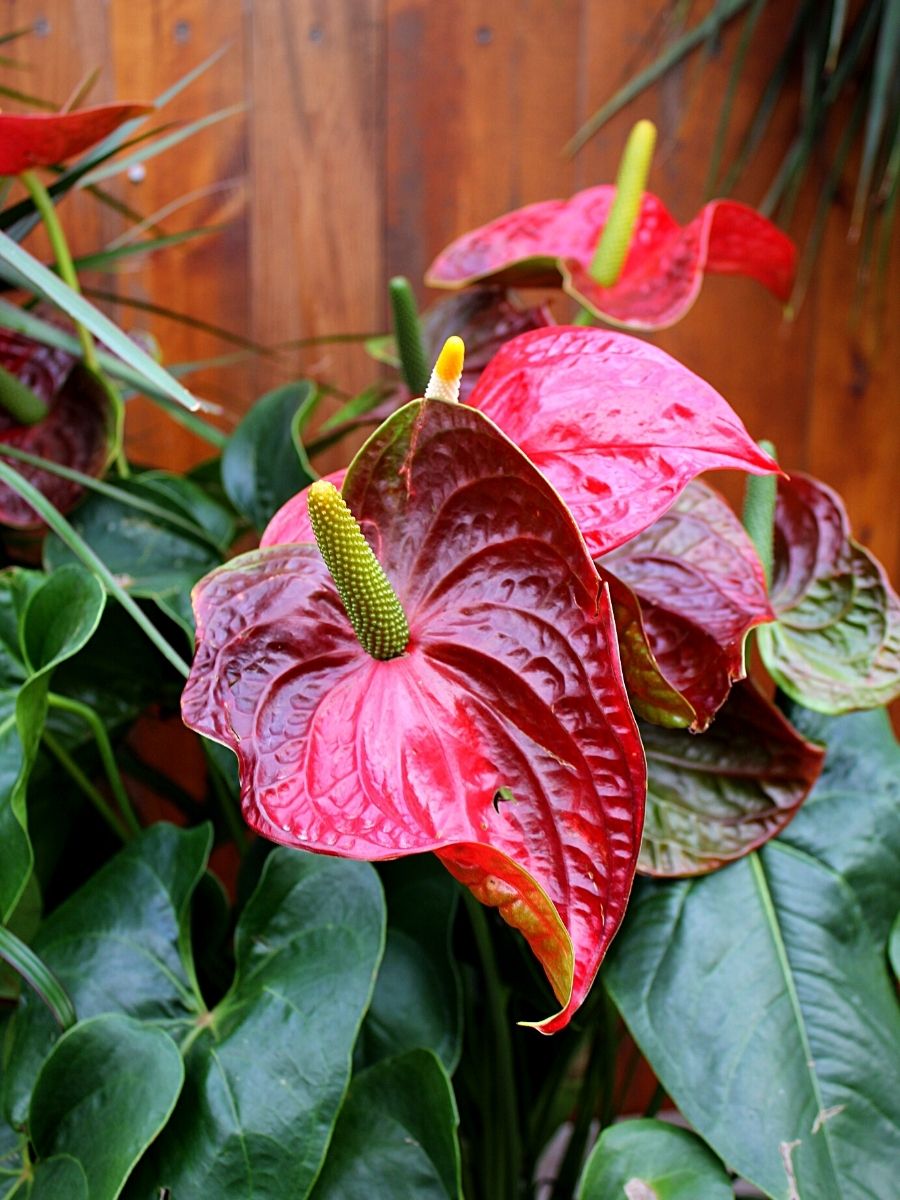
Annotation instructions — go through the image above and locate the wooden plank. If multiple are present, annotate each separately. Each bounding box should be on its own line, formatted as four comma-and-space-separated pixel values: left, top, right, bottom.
108, 0, 249, 470
246, 0, 384, 470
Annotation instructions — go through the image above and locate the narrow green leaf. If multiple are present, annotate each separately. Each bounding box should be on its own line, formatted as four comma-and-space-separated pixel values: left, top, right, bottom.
578, 1119, 733, 1199
71, 223, 227, 273
851, 0, 900, 233
0, 231, 200, 413
29, 1014, 184, 1200
0, 926, 75, 1029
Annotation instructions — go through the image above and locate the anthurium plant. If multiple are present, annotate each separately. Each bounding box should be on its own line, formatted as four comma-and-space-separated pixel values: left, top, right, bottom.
0, 81, 897, 1200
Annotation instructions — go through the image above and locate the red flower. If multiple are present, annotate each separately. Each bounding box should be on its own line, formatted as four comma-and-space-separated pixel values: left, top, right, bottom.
427, 187, 796, 330
0, 103, 153, 175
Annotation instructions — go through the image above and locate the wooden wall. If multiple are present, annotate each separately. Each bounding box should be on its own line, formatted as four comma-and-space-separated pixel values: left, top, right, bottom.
4, 0, 898, 583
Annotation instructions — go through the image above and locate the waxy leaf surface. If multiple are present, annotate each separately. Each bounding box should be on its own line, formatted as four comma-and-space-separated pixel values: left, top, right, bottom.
427, 187, 796, 330
0, 332, 115, 528
577, 1119, 733, 1200
183, 398, 646, 1032
0, 103, 153, 174
601, 480, 773, 730
760, 472, 900, 712
466, 326, 778, 557
606, 707, 900, 1200
638, 681, 823, 876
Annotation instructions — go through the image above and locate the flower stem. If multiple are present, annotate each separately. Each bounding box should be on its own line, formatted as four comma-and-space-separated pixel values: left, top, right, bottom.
20, 169, 98, 371
47, 692, 141, 837
42, 729, 130, 842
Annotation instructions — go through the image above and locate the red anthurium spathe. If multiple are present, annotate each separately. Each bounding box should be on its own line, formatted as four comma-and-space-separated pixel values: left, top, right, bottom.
426, 187, 796, 330
465, 326, 779, 558
0, 330, 114, 528
0, 103, 153, 175
599, 480, 774, 731
183, 397, 646, 1033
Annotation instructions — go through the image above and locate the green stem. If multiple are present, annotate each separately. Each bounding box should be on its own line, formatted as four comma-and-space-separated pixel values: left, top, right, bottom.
0, 364, 48, 425
47, 692, 141, 837
549, 1021, 608, 1200
741, 439, 778, 587
42, 729, 130, 842
19, 169, 98, 370
204, 744, 248, 854
388, 276, 429, 395
462, 890, 521, 1200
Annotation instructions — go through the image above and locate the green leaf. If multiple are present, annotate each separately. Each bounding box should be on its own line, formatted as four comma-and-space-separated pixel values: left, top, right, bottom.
28, 1155, 89, 1200
0, 566, 105, 920
0, 229, 200, 413
638, 682, 824, 876
3, 823, 210, 1128
136, 849, 385, 1199
890, 911, 900, 979
0, 927, 75, 1030
29, 1013, 183, 1200
310, 1051, 461, 1200
606, 703, 900, 1200
778, 704, 900, 945
358, 859, 462, 1072
577, 1119, 734, 1199
220, 381, 318, 532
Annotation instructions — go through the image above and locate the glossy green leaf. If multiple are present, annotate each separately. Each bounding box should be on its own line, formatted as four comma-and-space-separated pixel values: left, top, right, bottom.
0, 231, 200, 412
28, 1155, 89, 1200
889, 911, 900, 979
0, 927, 75, 1030
220, 381, 318, 532
29, 1013, 183, 1200
0, 566, 104, 920
136, 849, 385, 1199
606, 710, 900, 1200
638, 682, 823, 876
760, 473, 900, 712
3, 823, 209, 1128
358, 859, 462, 1072
577, 1119, 733, 1199
310, 1051, 461, 1200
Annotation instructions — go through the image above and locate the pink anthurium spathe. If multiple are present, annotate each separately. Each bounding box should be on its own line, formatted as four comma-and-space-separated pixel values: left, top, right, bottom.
426, 186, 796, 330
0, 102, 153, 175
183, 390, 646, 1034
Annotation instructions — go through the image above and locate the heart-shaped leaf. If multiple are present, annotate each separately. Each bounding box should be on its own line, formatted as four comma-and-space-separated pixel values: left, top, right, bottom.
137, 849, 385, 1199
600, 480, 773, 730
29, 1014, 183, 1200
638, 681, 824, 876
759, 473, 900, 712
183, 398, 646, 1032
3, 822, 209, 1127
466, 326, 779, 557
0, 341, 119, 529
577, 1119, 734, 1200
310, 1051, 461, 1200
427, 187, 796, 330
606, 707, 900, 1200
28, 1155, 89, 1200
0, 565, 105, 921
357, 859, 462, 1072
220, 380, 318, 532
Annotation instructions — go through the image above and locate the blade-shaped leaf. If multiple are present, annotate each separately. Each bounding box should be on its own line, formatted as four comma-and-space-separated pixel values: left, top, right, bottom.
0, 565, 104, 921
29, 1013, 183, 1200
0, 103, 153, 175
183, 398, 646, 1032
638, 681, 823, 876
601, 479, 773, 730
220, 381, 317, 532
467, 326, 779, 557
759, 472, 900, 711
577, 1118, 734, 1199
0, 230, 200, 413
3, 822, 209, 1127
606, 707, 900, 1200
135, 849, 385, 1199
427, 189, 796, 330
310, 1051, 461, 1200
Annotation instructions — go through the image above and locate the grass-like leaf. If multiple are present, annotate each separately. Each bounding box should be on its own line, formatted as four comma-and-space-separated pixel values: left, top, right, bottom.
0, 925, 76, 1029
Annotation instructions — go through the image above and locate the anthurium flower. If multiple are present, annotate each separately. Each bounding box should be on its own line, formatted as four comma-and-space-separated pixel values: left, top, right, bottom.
182, 361, 646, 1033
0, 330, 115, 528
0, 102, 153, 175
599, 480, 774, 731
426, 187, 796, 330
